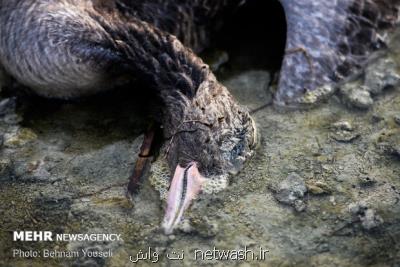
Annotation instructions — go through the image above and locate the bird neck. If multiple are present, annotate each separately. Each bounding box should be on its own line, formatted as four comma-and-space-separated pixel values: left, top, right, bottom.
98, 13, 208, 99
97, 11, 252, 139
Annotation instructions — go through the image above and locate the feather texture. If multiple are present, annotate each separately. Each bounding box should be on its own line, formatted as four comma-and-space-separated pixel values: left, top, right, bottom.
0, 0, 255, 175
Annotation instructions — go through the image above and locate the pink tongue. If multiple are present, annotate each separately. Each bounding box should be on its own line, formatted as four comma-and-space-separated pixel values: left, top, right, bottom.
162, 163, 204, 234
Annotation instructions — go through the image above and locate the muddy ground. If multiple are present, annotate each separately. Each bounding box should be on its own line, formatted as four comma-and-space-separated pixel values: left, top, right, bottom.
1, 35, 400, 267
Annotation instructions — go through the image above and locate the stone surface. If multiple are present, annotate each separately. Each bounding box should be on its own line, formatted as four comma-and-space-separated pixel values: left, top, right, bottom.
340, 83, 374, 109
364, 57, 400, 95
274, 172, 307, 205
1, 45, 400, 267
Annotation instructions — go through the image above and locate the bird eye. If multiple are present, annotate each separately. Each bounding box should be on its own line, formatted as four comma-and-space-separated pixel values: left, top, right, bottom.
230, 140, 244, 161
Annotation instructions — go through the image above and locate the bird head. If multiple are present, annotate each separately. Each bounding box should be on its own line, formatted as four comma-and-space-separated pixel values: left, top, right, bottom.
160, 78, 258, 234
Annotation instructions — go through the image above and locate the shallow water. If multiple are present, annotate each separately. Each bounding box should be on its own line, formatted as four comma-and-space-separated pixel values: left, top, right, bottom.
1, 34, 400, 267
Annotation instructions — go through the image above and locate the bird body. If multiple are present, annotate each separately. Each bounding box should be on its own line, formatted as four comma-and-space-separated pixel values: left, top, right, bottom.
0, 0, 398, 233
0, 0, 242, 98
0, 0, 256, 233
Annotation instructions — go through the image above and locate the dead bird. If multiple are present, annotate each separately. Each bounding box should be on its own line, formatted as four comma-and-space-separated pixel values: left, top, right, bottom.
0, 0, 398, 234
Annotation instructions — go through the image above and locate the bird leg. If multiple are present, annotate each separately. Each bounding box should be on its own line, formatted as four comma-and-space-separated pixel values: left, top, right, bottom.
162, 162, 205, 234
126, 123, 155, 198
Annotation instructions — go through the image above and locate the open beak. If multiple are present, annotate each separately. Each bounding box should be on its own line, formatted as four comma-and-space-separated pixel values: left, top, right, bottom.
162, 162, 205, 234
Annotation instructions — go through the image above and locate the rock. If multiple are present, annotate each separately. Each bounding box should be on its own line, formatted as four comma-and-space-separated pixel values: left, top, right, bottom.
347, 88, 374, 109
360, 209, 384, 230
274, 173, 307, 205
331, 131, 360, 143
306, 181, 332, 195
330, 120, 360, 143
178, 219, 194, 234
364, 57, 400, 95
331, 120, 353, 132
4, 128, 37, 148
358, 176, 377, 187
0, 158, 12, 179
377, 131, 400, 158
294, 199, 306, 212
330, 122, 360, 143
340, 83, 373, 109
3, 113, 22, 125
19, 160, 52, 182
191, 217, 219, 238
394, 115, 400, 126
371, 114, 385, 124
300, 84, 334, 105
0, 97, 16, 116
347, 201, 383, 230
316, 243, 330, 253
348, 201, 368, 215
329, 196, 337, 206
392, 146, 400, 158
2, 48, 400, 267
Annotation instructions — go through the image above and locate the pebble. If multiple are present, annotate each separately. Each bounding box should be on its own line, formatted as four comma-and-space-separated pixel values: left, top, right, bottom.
274, 173, 307, 205
294, 199, 306, 212
371, 114, 384, 124
192, 217, 219, 238
392, 146, 400, 157
316, 243, 330, 253
331, 131, 360, 143
358, 176, 376, 187
340, 83, 374, 109
0, 158, 12, 177
347, 201, 383, 230
394, 115, 400, 126
332, 121, 353, 132
334, 174, 346, 182
329, 196, 336, 206
178, 219, 194, 234
3, 113, 22, 125
364, 57, 400, 95
348, 201, 368, 215
360, 209, 384, 230
0, 97, 16, 116
4, 128, 38, 148
330, 120, 360, 143
347, 88, 374, 109
306, 181, 332, 195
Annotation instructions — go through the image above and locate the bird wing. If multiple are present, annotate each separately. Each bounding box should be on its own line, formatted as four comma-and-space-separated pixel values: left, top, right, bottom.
114, 0, 243, 52
275, 0, 400, 108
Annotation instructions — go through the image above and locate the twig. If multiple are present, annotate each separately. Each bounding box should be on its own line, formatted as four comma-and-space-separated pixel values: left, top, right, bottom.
249, 102, 273, 114
328, 219, 359, 236
25, 209, 38, 224
286, 47, 315, 88
164, 119, 211, 158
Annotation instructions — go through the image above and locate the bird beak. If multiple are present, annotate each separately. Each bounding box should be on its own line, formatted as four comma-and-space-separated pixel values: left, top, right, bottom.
162, 162, 205, 234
